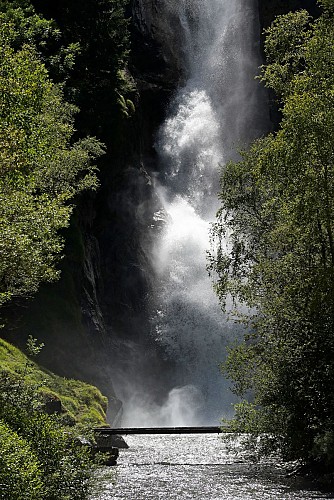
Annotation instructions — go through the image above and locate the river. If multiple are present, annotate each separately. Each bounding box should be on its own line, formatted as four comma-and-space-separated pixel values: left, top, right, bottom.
91, 434, 334, 499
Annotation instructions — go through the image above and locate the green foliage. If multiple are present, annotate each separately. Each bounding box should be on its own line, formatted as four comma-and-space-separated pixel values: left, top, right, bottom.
26, 335, 44, 358
0, 338, 108, 427
0, 0, 79, 82
0, 23, 104, 307
261, 10, 311, 97
0, 420, 44, 500
210, 2, 334, 466
0, 375, 94, 500
0, 337, 109, 498
0, 0, 133, 312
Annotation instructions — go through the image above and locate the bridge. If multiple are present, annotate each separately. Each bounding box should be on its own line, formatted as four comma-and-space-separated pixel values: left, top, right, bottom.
94, 426, 223, 435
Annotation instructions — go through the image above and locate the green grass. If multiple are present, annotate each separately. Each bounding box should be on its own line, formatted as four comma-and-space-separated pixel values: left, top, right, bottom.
0, 338, 108, 427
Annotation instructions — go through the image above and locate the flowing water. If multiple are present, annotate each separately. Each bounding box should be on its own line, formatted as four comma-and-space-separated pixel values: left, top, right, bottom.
91, 435, 334, 499
120, 0, 269, 425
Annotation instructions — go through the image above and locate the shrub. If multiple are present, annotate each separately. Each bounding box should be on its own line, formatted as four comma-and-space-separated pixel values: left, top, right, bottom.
0, 420, 44, 500
0, 375, 95, 499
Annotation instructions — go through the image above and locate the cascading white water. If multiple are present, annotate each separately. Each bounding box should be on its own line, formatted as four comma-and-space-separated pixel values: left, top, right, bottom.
121, 0, 269, 426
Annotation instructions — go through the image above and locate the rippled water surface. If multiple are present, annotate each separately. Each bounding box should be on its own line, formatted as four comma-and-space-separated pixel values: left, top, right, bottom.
91, 434, 334, 499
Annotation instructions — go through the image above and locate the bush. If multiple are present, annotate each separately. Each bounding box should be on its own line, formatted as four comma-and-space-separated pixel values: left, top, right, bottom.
0, 375, 95, 500
0, 420, 44, 500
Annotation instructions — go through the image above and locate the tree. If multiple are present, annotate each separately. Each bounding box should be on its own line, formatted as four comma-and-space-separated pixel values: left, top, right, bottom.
0, 0, 80, 83
0, 22, 104, 307
210, 0, 334, 466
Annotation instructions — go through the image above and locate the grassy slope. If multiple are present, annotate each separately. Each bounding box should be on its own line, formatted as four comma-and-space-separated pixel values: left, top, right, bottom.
0, 338, 108, 427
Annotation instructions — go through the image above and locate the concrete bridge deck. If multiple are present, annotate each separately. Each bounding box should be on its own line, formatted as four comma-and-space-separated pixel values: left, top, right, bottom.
94, 426, 223, 435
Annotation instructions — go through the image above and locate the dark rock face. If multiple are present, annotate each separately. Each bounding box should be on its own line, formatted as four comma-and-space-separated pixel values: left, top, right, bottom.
95, 1, 180, 330
43, 395, 62, 415
95, 433, 129, 450
80, 0, 184, 407
77, 435, 120, 466
131, 0, 185, 81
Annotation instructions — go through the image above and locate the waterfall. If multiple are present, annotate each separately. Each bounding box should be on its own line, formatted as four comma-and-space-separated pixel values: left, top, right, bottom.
120, 0, 268, 426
